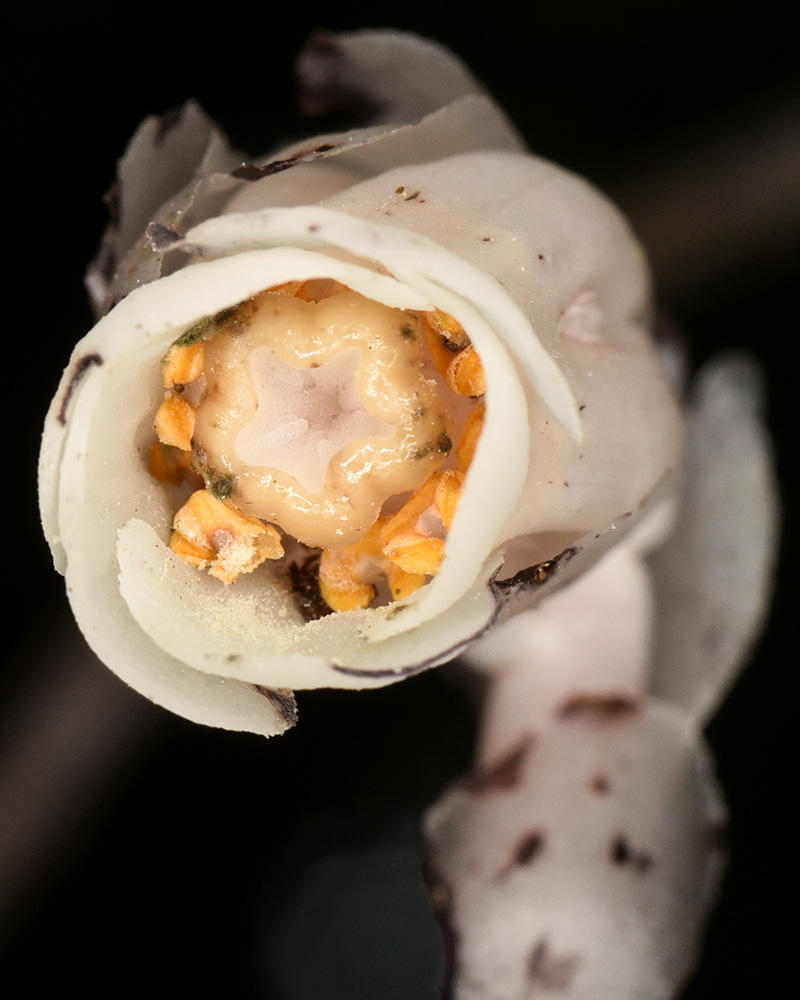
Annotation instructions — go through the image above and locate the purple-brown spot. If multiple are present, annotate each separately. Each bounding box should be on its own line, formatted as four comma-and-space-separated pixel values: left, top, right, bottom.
498, 831, 545, 880
493, 547, 577, 597
527, 938, 580, 992
464, 736, 535, 794
232, 143, 337, 181
287, 553, 332, 622
558, 693, 641, 722
590, 774, 611, 795
57, 354, 103, 425
610, 835, 653, 873
254, 686, 298, 728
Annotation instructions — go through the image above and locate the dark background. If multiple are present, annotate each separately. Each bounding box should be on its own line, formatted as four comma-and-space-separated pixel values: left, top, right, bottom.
5, 3, 795, 996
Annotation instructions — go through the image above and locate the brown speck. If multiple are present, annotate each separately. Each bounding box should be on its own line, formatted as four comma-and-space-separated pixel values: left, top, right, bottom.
590, 774, 611, 794
464, 736, 535, 793
498, 831, 545, 880
558, 693, 640, 721
527, 938, 580, 992
58, 354, 103, 425
481, 236, 492, 242
538, 253, 545, 260
610, 835, 653, 873
515, 831, 545, 865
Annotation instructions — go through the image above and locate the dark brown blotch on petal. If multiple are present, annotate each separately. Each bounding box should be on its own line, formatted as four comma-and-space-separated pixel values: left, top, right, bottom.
498, 830, 546, 880
514, 831, 545, 866
232, 144, 338, 181
558, 693, 641, 722
527, 938, 581, 992
609, 834, 653, 873
287, 553, 333, 622
464, 736, 535, 794
493, 547, 577, 596
58, 354, 104, 425
254, 686, 298, 728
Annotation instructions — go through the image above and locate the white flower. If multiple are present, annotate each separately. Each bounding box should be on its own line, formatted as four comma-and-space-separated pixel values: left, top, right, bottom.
38, 29, 779, 1000
40, 30, 681, 737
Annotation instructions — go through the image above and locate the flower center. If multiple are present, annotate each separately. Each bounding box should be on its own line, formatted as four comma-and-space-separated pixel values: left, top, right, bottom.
192, 282, 453, 549
149, 279, 486, 614
235, 345, 395, 495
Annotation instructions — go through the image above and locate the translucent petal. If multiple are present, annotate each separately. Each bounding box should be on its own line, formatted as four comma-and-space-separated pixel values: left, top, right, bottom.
648, 354, 780, 723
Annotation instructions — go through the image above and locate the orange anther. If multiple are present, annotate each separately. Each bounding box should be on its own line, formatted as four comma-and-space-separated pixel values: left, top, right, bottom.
318, 520, 385, 612
457, 403, 485, 474
446, 345, 486, 397
147, 441, 192, 484
169, 530, 216, 567
163, 342, 204, 388
172, 490, 283, 584
380, 470, 464, 543
385, 564, 427, 601
154, 394, 196, 451
382, 532, 446, 576
435, 471, 464, 530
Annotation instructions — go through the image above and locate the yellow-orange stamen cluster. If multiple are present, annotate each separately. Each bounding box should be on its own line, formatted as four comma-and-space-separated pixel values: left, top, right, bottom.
150, 288, 487, 609
319, 469, 465, 612
151, 342, 205, 469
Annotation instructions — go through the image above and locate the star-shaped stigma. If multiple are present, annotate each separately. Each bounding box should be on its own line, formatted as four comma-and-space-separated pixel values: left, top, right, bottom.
235, 346, 396, 495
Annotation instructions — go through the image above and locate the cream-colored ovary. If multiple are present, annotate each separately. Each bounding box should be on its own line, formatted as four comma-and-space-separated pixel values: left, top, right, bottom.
193, 284, 452, 549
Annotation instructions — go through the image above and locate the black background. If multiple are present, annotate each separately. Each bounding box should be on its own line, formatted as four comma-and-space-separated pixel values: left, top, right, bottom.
5, 3, 795, 996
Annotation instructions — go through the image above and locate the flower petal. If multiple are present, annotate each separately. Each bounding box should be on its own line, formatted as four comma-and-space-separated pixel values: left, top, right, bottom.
425, 699, 726, 1000
295, 28, 513, 129
647, 353, 780, 722
86, 101, 241, 317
